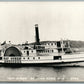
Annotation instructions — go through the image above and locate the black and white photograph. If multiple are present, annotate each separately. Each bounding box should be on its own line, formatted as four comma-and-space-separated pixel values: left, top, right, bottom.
0, 1, 84, 82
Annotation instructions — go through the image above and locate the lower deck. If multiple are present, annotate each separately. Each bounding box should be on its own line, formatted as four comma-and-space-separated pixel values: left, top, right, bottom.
0, 53, 84, 65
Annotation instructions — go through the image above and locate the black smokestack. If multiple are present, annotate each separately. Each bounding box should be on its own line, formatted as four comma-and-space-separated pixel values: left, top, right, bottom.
35, 24, 40, 45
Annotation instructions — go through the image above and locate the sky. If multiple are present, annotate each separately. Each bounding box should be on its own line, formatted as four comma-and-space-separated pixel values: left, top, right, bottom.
0, 1, 84, 44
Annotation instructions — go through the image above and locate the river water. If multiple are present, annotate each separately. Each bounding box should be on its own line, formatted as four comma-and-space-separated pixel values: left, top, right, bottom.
0, 65, 84, 82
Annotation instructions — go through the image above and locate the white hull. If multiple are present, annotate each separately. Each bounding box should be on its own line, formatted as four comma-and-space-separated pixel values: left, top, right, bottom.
1, 58, 84, 67
1, 53, 84, 67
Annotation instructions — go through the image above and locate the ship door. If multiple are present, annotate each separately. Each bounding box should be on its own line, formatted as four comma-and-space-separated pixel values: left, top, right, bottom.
54, 56, 62, 60
27, 51, 29, 56
57, 41, 61, 47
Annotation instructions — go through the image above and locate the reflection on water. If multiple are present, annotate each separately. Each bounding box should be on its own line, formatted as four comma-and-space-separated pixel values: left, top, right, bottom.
0, 66, 84, 82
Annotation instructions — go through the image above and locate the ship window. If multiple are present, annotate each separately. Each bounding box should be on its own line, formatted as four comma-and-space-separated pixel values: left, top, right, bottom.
23, 57, 25, 59
51, 43, 53, 45
0, 57, 2, 60
55, 43, 56, 45
33, 57, 35, 59
24, 47, 28, 50
52, 50, 53, 52
28, 57, 29, 59
24, 51, 25, 53
38, 57, 40, 59
32, 50, 33, 53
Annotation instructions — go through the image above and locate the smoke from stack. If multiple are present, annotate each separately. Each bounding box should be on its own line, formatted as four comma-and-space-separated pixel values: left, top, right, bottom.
35, 24, 40, 45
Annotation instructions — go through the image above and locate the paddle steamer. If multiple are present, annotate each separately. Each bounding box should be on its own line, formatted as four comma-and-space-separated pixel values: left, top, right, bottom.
0, 24, 84, 66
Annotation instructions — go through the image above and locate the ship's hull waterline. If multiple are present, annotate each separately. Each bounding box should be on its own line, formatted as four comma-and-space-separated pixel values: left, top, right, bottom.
0, 59, 84, 67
